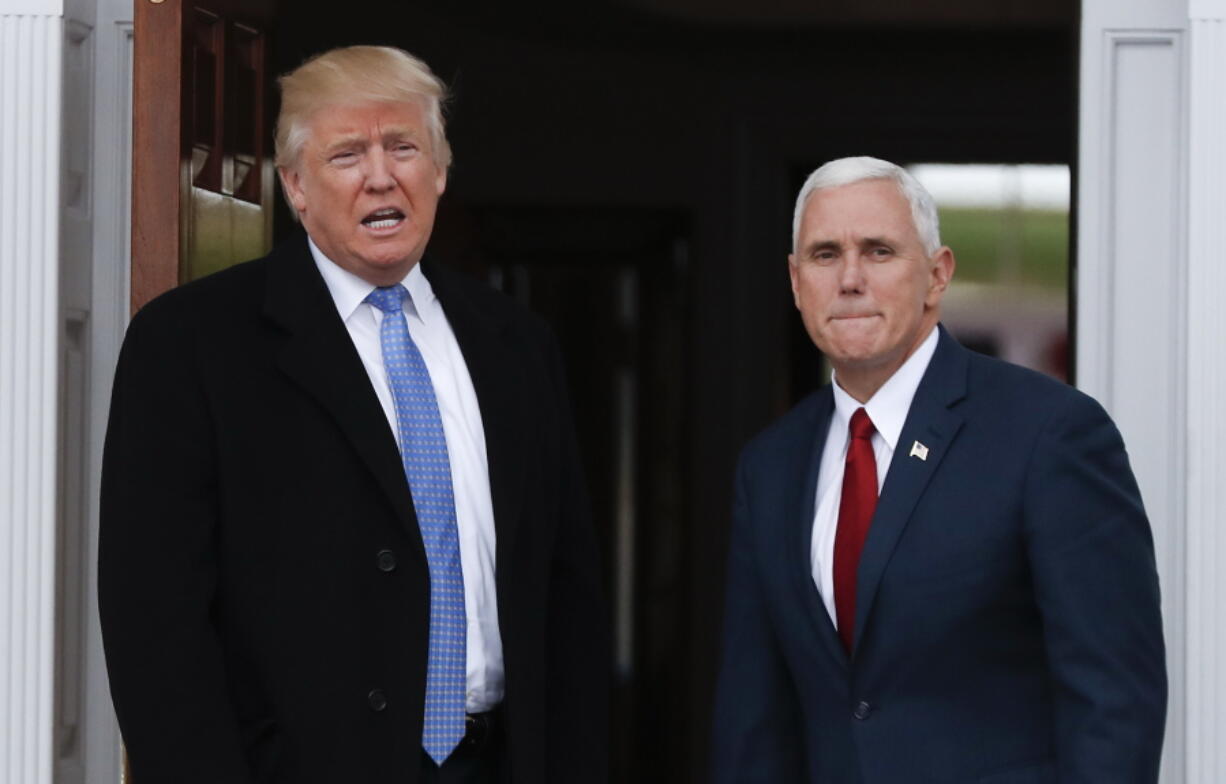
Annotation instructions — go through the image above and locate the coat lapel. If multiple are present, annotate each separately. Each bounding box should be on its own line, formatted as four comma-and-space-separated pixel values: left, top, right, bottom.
791, 388, 852, 669
852, 328, 968, 651
422, 259, 528, 582
262, 235, 424, 557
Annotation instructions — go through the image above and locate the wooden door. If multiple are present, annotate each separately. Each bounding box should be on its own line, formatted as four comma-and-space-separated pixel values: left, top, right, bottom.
126, 4, 278, 777
131, 0, 278, 313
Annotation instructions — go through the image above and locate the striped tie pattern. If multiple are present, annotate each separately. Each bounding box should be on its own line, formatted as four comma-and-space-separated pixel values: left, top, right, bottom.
365, 284, 467, 763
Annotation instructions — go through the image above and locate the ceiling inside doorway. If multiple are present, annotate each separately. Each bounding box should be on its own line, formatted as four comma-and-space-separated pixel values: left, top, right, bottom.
610, 0, 1075, 28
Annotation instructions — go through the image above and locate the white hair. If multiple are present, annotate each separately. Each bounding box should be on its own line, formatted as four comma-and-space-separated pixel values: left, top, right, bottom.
791, 156, 941, 256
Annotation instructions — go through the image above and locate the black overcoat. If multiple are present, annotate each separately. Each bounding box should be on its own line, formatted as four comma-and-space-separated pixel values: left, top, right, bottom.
99, 232, 609, 784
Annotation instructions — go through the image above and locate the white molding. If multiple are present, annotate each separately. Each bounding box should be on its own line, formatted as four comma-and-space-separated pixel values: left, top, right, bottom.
1077, 19, 1189, 784
0, 12, 63, 784
1079, 29, 1187, 568
1183, 15, 1226, 781
1189, 0, 1226, 21
55, 4, 94, 784
80, 13, 133, 784
0, 0, 64, 16
1078, 30, 1185, 407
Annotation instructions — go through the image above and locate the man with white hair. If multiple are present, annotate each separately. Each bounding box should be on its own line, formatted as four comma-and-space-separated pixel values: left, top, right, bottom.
99, 45, 608, 784
711, 156, 1166, 783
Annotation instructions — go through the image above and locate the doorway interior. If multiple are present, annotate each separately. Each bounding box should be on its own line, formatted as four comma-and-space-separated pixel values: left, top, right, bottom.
115, 2, 1079, 780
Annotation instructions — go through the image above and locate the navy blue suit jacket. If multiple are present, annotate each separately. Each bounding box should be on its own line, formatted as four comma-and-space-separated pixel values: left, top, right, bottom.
712, 327, 1166, 783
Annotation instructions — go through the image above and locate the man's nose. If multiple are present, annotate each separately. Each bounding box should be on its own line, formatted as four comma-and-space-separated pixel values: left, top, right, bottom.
363, 149, 395, 191
838, 253, 867, 292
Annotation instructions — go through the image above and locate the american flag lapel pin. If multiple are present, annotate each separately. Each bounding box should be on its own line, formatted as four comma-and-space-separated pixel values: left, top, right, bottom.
909, 441, 929, 461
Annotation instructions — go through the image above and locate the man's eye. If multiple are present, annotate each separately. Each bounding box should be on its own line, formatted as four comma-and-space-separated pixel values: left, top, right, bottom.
870, 247, 892, 258
330, 151, 357, 163
814, 251, 838, 264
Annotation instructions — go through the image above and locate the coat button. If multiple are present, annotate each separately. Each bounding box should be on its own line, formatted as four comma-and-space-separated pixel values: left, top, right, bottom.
853, 701, 872, 720
376, 549, 397, 572
368, 689, 388, 712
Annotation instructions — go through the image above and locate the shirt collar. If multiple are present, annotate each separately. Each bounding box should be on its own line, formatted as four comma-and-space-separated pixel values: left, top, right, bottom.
308, 236, 437, 324
830, 325, 939, 451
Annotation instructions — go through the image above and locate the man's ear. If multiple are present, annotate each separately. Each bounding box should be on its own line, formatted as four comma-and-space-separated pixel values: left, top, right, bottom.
278, 166, 308, 215
926, 246, 956, 306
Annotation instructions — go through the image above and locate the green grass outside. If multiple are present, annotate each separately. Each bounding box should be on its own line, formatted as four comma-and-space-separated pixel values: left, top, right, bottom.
937, 207, 1069, 290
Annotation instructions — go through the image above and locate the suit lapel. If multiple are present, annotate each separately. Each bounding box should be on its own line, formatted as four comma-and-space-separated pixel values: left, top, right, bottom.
791, 388, 852, 669
263, 235, 424, 556
422, 259, 528, 581
853, 328, 968, 651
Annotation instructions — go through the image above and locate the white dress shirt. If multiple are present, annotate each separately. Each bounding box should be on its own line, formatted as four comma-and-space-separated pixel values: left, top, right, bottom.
310, 238, 504, 713
810, 326, 939, 629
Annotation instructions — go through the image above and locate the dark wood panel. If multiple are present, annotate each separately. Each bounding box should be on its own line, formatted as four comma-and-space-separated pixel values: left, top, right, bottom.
131, 0, 184, 313
131, 0, 277, 315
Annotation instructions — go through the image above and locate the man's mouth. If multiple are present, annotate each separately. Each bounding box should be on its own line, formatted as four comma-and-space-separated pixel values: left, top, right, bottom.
361, 208, 406, 230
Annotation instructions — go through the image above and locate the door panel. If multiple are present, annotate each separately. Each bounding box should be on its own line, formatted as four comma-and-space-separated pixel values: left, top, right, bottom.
131, 0, 276, 313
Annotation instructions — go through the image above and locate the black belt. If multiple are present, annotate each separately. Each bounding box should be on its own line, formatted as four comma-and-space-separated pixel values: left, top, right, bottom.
459, 706, 502, 753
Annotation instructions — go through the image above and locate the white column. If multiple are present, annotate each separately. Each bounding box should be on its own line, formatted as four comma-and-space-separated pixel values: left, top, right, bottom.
0, 3, 64, 784
1184, 3, 1226, 779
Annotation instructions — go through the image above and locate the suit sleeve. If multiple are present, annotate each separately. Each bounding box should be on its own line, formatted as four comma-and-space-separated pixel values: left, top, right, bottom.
541, 329, 611, 783
710, 455, 806, 784
1023, 391, 1167, 782
97, 302, 253, 783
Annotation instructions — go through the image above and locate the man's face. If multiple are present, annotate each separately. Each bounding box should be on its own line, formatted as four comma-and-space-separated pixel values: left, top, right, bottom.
279, 100, 446, 286
788, 179, 953, 396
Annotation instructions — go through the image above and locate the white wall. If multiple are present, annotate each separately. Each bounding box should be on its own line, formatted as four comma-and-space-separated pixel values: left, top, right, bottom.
1078, 0, 1226, 780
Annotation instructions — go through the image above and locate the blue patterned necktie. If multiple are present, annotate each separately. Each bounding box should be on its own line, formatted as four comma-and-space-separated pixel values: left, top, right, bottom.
365, 284, 467, 764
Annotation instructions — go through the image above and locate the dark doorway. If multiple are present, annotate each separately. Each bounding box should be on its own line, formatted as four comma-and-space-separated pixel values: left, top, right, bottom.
431, 204, 692, 781
270, 3, 1077, 780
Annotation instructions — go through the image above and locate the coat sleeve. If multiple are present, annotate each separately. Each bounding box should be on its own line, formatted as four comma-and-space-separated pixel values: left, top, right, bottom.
97, 301, 254, 783
1023, 391, 1167, 783
710, 454, 806, 784
541, 329, 611, 783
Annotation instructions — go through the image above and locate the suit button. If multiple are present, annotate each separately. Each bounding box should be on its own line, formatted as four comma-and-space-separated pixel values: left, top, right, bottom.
368, 689, 388, 712
376, 549, 397, 572
853, 701, 872, 720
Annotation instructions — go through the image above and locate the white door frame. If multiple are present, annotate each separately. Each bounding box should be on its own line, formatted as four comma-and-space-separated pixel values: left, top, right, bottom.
1078, 0, 1226, 779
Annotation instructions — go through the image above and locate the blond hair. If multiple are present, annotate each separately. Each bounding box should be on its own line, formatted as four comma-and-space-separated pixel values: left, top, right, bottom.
274, 45, 452, 171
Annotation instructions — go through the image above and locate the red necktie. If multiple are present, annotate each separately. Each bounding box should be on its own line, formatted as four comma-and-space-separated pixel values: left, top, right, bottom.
834, 407, 878, 654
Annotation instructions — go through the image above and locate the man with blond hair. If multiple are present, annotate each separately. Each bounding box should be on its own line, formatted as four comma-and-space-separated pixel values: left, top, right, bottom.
100, 45, 608, 784
711, 156, 1166, 782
